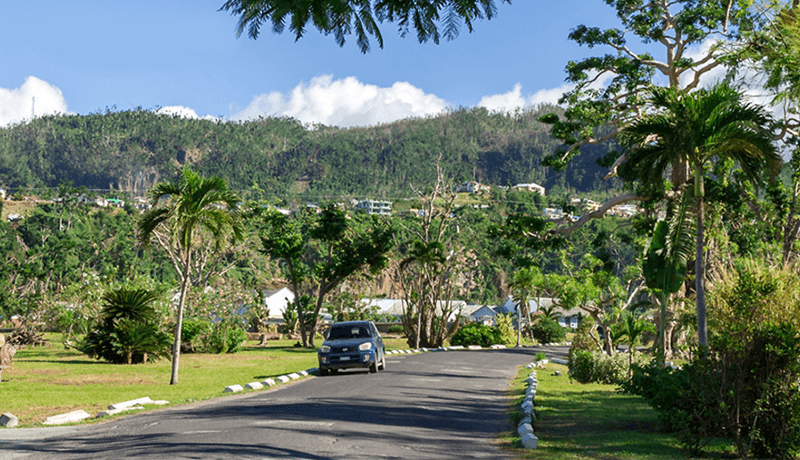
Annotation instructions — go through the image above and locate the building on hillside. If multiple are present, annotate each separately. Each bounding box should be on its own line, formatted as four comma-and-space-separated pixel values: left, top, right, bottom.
542, 207, 565, 219
513, 183, 546, 196
355, 199, 392, 215
454, 181, 490, 194
78, 194, 108, 207
571, 198, 601, 213
0, 188, 6, 200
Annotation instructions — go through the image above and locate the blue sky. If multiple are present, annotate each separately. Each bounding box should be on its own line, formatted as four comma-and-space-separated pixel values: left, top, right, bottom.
1, 1, 629, 127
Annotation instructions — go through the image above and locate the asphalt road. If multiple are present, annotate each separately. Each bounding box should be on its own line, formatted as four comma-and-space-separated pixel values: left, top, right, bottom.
0, 346, 569, 460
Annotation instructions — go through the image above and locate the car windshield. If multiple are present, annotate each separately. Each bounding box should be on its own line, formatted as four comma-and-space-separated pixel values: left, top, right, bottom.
327, 325, 371, 340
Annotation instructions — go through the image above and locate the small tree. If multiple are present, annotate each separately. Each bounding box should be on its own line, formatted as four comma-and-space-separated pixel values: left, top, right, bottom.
138, 168, 243, 384
612, 311, 655, 378
80, 288, 171, 365
397, 163, 467, 348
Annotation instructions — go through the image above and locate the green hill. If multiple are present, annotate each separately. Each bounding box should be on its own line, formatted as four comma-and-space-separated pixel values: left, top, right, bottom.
0, 106, 620, 199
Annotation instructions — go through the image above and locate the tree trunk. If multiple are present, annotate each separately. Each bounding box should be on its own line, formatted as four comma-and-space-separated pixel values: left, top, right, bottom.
171, 251, 191, 385
696, 195, 708, 348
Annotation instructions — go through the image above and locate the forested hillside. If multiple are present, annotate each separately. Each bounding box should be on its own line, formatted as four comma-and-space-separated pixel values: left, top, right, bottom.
0, 106, 619, 198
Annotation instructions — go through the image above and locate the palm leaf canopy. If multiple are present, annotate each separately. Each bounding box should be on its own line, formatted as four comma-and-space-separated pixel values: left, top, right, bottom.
138, 168, 243, 252
619, 83, 780, 193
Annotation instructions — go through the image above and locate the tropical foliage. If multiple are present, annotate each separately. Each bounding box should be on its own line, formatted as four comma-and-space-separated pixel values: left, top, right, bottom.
80, 288, 171, 365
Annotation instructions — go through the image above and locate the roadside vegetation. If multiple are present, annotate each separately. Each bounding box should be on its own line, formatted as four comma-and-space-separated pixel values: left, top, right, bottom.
502, 363, 737, 459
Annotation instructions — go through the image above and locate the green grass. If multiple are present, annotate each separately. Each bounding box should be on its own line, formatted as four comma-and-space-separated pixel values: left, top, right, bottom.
500, 363, 738, 460
0, 335, 412, 426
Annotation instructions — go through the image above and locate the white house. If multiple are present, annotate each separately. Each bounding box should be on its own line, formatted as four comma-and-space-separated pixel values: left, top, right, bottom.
360, 298, 464, 321
355, 200, 393, 215
262, 287, 295, 319
454, 181, 490, 194
513, 183, 546, 196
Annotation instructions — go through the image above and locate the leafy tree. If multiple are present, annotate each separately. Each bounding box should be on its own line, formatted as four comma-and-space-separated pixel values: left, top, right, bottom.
620, 83, 779, 348
220, 0, 510, 53
138, 168, 243, 384
257, 205, 394, 347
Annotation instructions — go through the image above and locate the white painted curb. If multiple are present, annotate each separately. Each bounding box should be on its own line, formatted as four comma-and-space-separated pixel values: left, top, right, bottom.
43, 410, 92, 426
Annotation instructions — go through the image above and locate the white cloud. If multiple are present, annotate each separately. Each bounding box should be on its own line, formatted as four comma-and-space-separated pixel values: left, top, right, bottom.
478, 84, 527, 112
231, 75, 449, 127
157, 105, 220, 122
478, 83, 575, 113
0, 76, 71, 126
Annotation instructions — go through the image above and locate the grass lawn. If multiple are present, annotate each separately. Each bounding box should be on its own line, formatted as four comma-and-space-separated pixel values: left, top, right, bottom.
500, 363, 738, 460
0, 335, 412, 427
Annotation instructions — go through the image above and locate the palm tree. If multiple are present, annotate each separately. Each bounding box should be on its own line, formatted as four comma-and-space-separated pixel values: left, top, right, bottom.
138, 168, 243, 385
614, 311, 654, 379
509, 267, 541, 347
621, 83, 779, 348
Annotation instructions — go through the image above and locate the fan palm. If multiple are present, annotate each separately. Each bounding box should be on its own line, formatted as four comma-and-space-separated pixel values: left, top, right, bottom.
138, 168, 243, 384
621, 83, 779, 348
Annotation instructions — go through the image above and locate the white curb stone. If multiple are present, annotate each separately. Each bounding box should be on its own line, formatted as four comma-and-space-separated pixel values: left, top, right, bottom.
0, 413, 18, 427
467, 345, 482, 350
152, 400, 169, 406
288, 373, 301, 380
245, 382, 264, 390
518, 423, 533, 436
276, 375, 290, 383
299, 370, 309, 377
43, 410, 92, 425
521, 433, 539, 449
224, 385, 244, 393
550, 357, 568, 365
262, 378, 276, 387
109, 397, 153, 411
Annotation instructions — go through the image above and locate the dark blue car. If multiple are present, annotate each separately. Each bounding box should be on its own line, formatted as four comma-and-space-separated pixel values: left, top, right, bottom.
317, 321, 386, 375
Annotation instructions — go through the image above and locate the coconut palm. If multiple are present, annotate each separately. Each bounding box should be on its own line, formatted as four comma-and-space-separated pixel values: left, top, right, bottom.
138, 168, 243, 384
621, 83, 779, 348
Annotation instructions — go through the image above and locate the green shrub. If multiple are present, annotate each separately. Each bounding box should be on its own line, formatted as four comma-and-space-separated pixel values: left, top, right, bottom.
181, 318, 211, 353
450, 322, 502, 347
570, 349, 650, 385
623, 262, 800, 458
529, 318, 566, 343
387, 324, 404, 334
205, 322, 248, 354
494, 313, 516, 344
80, 288, 172, 364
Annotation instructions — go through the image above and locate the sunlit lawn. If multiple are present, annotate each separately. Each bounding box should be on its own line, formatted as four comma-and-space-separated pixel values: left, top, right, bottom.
1, 335, 412, 426
500, 363, 738, 460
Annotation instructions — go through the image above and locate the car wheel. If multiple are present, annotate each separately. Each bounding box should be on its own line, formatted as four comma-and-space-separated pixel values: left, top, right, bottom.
319, 368, 329, 376
369, 360, 378, 373
380, 353, 386, 371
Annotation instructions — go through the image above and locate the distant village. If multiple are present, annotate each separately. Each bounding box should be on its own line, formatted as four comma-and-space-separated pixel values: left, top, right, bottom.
2, 180, 645, 222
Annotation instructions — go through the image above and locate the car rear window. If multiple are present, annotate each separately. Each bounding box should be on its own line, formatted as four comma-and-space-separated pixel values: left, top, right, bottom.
328, 325, 371, 340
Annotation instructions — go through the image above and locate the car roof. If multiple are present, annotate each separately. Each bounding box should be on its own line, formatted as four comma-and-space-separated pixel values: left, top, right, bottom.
329, 320, 372, 327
